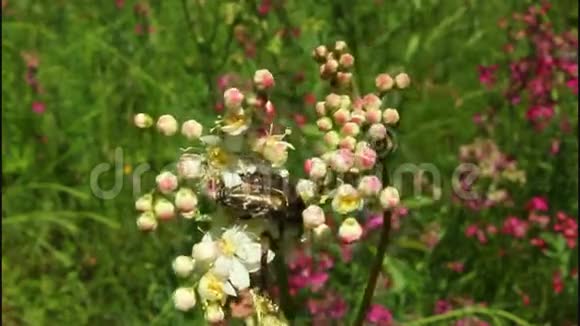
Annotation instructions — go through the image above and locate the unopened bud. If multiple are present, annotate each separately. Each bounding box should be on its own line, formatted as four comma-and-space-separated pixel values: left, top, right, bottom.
315, 101, 327, 116
137, 212, 158, 231
175, 188, 198, 213
156, 171, 178, 194
368, 123, 387, 140
338, 217, 363, 243
135, 194, 153, 211
316, 117, 333, 131
358, 175, 382, 197
380, 186, 400, 210
172, 255, 195, 277
224, 88, 244, 110
154, 198, 175, 220
383, 108, 400, 125
365, 108, 382, 124
205, 304, 225, 323
302, 205, 326, 229
156, 114, 178, 136
173, 287, 196, 311
313, 223, 331, 240
177, 154, 204, 179
323, 130, 341, 148
254, 69, 275, 90
339, 53, 354, 69
181, 120, 203, 140
375, 73, 394, 92
339, 136, 357, 151
333, 108, 351, 125
334, 40, 348, 53
134, 113, 153, 128
395, 73, 411, 89
313, 45, 329, 62
325, 93, 341, 110
341, 122, 360, 136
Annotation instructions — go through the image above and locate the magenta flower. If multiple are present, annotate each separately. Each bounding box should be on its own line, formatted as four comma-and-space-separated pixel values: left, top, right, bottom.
525, 196, 549, 212
366, 304, 393, 325
477, 65, 498, 88
434, 299, 453, 314
566, 78, 578, 94
32, 101, 46, 114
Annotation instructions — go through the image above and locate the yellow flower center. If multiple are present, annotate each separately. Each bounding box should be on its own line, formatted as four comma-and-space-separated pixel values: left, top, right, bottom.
208, 147, 230, 167
206, 274, 225, 302
217, 238, 236, 257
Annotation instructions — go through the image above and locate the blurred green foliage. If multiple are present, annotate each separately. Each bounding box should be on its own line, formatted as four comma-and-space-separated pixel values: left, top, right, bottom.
2, 0, 578, 325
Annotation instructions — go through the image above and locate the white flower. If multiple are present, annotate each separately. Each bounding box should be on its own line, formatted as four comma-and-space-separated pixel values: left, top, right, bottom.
181, 119, 203, 140
338, 217, 363, 243
156, 114, 178, 136
173, 287, 196, 311
198, 272, 234, 302
296, 179, 317, 203
205, 304, 225, 323
332, 184, 362, 214
212, 227, 275, 292
379, 186, 400, 210
192, 233, 219, 266
177, 154, 204, 179
136, 212, 157, 231
221, 171, 243, 189
172, 256, 195, 278
302, 205, 325, 229
135, 194, 153, 211
221, 110, 250, 136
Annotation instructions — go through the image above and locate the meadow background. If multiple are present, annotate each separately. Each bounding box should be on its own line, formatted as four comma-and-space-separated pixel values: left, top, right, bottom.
2, 0, 578, 325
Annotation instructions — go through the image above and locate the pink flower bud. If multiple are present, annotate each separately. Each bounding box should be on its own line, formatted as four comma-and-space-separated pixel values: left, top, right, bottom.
368, 123, 387, 140
175, 188, 198, 213
156, 171, 178, 194
324, 131, 340, 148
395, 73, 411, 89
333, 108, 351, 125
339, 53, 355, 69
341, 122, 360, 136
338, 217, 363, 243
375, 73, 394, 92
354, 145, 377, 170
224, 88, 244, 110
363, 94, 382, 111
365, 108, 382, 124
254, 69, 275, 90
154, 198, 175, 220
383, 108, 400, 125
313, 45, 328, 62
380, 186, 400, 210
302, 205, 326, 229
339, 136, 357, 150
135, 194, 153, 211
137, 212, 157, 231
177, 154, 204, 179
315, 101, 327, 116
336, 72, 352, 86
181, 119, 203, 140
134, 113, 153, 128
324, 59, 339, 74
325, 93, 342, 111
316, 117, 333, 131
350, 109, 366, 125
308, 157, 328, 180
358, 175, 382, 197
156, 114, 178, 136
329, 149, 354, 173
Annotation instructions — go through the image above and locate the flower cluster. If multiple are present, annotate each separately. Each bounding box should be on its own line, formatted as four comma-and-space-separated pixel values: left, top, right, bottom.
132, 68, 291, 324
465, 195, 577, 250
477, 2, 578, 131
455, 138, 526, 210
298, 41, 408, 244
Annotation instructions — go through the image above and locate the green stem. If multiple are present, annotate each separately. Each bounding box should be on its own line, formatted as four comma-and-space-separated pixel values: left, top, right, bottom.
406, 307, 533, 326
353, 160, 392, 326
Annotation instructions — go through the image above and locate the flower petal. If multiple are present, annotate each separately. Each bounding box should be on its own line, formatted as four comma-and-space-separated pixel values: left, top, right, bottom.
229, 259, 250, 290
213, 256, 233, 279
222, 281, 237, 297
